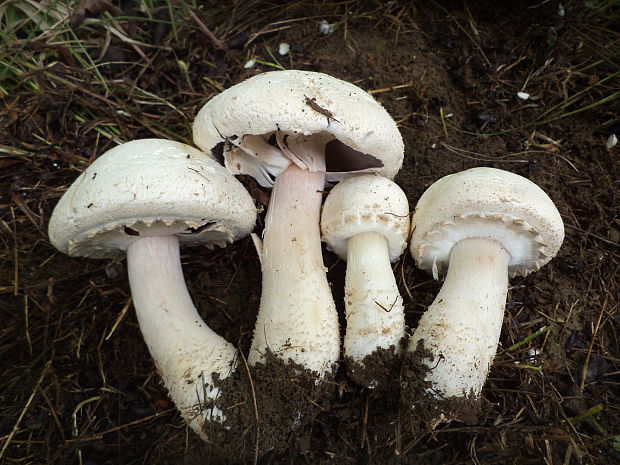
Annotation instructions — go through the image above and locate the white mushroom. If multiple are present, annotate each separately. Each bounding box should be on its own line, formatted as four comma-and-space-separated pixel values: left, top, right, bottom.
193, 70, 403, 377
48, 139, 256, 437
321, 174, 409, 387
406, 167, 564, 423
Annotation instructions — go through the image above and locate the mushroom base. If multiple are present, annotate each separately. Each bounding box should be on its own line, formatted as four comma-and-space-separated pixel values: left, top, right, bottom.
401, 340, 491, 429
346, 336, 406, 389
201, 351, 334, 461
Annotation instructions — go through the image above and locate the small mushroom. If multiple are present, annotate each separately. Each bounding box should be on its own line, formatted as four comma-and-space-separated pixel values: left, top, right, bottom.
405, 167, 564, 424
193, 70, 403, 378
321, 174, 409, 387
48, 139, 256, 437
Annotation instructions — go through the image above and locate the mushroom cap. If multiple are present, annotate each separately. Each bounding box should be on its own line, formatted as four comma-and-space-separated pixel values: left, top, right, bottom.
193, 70, 404, 181
410, 167, 564, 278
321, 174, 410, 262
49, 139, 256, 259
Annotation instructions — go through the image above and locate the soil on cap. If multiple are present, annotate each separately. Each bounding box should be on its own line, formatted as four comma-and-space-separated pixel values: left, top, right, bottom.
201, 351, 334, 462
400, 340, 490, 430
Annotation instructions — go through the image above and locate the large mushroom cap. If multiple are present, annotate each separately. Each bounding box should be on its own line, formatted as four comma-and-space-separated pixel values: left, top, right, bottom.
410, 167, 564, 278
321, 174, 410, 262
49, 139, 256, 259
193, 70, 404, 182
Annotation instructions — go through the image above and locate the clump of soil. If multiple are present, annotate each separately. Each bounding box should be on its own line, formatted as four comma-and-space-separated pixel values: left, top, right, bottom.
400, 340, 490, 430
346, 340, 405, 389
201, 351, 334, 462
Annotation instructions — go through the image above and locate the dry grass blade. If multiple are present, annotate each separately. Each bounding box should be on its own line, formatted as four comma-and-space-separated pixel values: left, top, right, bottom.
0, 360, 51, 460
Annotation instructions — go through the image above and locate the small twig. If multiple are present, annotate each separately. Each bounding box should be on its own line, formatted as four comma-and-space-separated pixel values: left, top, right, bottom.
37, 385, 66, 441
368, 83, 412, 94
429, 353, 445, 370
580, 297, 608, 392
237, 351, 260, 465
187, 8, 228, 51
23, 294, 32, 355
375, 295, 398, 313
105, 297, 132, 340
432, 0, 491, 67
439, 107, 448, 137
495, 363, 543, 372
187, 167, 211, 181
305, 397, 326, 411
383, 211, 409, 218
360, 393, 369, 448
0, 360, 51, 459
72, 396, 102, 442
63, 408, 176, 443
400, 257, 413, 302
42, 72, 119, 109
11, 207, 18, 296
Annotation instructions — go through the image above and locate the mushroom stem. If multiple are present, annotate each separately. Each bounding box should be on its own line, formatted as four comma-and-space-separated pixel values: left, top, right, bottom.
249, 163, 340, 376
345, 231, 405, 363
408, 237, 510, 399
127, 235, 238, 432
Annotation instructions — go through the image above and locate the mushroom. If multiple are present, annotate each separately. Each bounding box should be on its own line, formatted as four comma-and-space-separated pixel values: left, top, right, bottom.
321, 174, 410, 387
405, 167, 564, 423
193, 70, 403, 378
48, 139, 256, 437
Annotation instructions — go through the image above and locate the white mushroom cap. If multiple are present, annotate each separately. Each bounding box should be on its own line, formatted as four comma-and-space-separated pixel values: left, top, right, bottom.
193, 70, 404, 182
410, 167, 564, 278
321, 174, 410, 262
49, 139, 256, 259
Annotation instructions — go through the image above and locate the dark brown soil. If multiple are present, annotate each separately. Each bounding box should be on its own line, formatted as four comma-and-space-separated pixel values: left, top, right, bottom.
347, 344, 404, 390
203, 352, 335, 463
1, 1, 618, 464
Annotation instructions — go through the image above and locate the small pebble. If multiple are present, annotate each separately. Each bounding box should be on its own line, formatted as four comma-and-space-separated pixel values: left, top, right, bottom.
606, 134, 617, 149
278, 42, 290, 56
558, 4, 565, 17
517, 91, 530, 100
243, 59, 256, 69
319, 20, 335, 35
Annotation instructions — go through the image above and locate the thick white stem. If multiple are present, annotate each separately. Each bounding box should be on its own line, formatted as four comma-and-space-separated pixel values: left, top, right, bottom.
408, 237, 510, 399
127, 235, 238, 433
249, 164, 340, 376
345, 231, 405, 362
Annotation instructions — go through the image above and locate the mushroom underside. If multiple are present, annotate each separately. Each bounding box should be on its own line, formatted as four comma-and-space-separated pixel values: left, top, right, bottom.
212, 131, 385, 187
